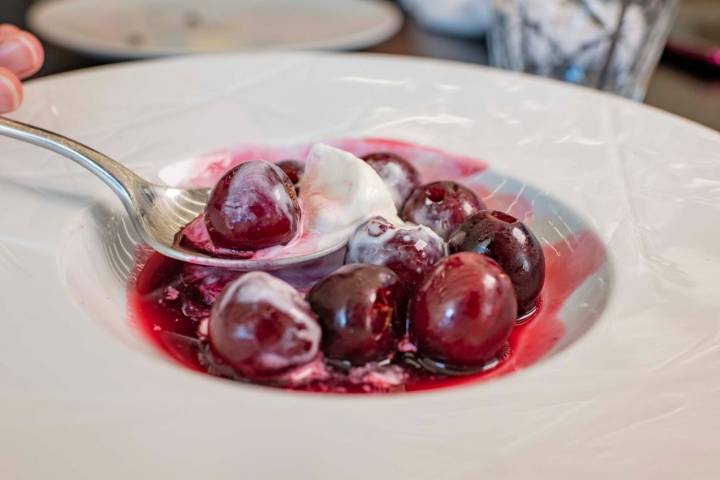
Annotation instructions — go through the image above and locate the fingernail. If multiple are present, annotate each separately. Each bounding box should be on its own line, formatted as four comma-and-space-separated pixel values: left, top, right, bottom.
0, 33, 40, 78
0, 73, 21, 113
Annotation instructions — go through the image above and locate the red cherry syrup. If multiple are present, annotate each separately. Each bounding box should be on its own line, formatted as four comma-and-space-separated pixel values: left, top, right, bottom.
129, 138, 607, 393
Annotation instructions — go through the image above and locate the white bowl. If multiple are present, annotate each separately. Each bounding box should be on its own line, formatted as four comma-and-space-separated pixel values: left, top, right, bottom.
1, 52, 719, 479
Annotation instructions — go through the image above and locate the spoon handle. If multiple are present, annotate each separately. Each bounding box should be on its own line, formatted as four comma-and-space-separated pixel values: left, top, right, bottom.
0, 116, 143, 208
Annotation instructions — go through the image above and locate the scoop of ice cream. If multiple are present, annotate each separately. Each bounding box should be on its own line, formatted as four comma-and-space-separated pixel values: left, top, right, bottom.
252, 144, 400, 259
300, 143, 400, 235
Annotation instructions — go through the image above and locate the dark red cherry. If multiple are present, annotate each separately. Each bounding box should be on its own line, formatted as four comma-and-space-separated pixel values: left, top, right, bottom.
180, 264, 243, 306
204, 161, 301, 251
345, 216, 446, 289
276, 159, 305, 191
156, 262, 245, 323
209, 272, 321, 379
307, 264, 407, 365
410, 252, 516, 369
362, 152, 421, 209
448, 210, 545, 317
401, 181, 485, 240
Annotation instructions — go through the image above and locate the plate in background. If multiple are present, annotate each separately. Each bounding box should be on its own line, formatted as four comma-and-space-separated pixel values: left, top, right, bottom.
27, 0, 403, 59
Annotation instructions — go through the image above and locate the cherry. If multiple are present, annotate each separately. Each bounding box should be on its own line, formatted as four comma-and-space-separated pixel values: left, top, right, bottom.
159, 263, 244, 323
345, 216, 446, 289
410, 252, 516, 369
362, 152, 421, 209
204, 161, 301, 251
209, 272, 321, 379
276, 159, 305, 192
180, 264, 242, 306
448, 211, 545, 316
401, 181, 485, 240
307, 264, 407, 366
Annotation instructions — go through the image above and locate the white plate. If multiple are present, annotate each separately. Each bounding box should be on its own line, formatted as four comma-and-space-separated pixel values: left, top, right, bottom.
1, 53, 720, 479
27, 0, 403, 59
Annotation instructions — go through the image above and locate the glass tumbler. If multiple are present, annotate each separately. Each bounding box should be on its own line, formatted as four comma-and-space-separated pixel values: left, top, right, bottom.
487, 0, 681, 100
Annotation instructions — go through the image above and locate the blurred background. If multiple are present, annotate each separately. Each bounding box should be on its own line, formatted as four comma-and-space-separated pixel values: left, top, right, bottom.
2, 0, 719, 130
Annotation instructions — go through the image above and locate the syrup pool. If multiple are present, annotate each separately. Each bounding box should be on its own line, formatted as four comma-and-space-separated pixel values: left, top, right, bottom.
129, 138, 608, 393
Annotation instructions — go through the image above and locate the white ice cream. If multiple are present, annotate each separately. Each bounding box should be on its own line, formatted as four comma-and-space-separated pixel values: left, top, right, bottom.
300, 143, 400, 233
254, 143, 400, 259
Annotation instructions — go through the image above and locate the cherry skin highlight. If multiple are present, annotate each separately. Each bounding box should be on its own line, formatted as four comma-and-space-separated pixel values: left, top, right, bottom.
401, 181, 485, 240
208, 272, 321, 380
307, 264, 408, 366
362, 151, 421, 209
345, 216, 447, 289
204, 161, 301, 250
448, 210, 545, 317
410, 252, 517, 369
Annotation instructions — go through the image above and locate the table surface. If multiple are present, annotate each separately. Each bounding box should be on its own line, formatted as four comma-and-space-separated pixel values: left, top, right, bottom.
2, 0, 719, 132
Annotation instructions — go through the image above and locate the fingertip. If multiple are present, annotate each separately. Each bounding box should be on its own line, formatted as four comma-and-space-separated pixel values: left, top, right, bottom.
0, 67, 23, 113
0, 30, 45, 80
0, 24, 21, 36
16, 31, 44, 79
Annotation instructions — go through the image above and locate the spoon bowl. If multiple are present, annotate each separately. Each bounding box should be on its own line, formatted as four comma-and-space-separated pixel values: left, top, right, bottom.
0, 116, 345, 270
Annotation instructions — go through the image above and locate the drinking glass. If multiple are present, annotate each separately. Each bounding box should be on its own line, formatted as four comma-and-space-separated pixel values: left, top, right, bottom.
487, 0, 681, 100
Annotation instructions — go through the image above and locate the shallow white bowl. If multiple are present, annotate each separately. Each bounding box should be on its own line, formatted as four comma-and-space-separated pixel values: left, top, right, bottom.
1, 53, 719, 479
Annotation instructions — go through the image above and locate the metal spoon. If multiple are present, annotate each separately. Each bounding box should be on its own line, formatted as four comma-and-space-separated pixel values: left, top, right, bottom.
0, 116, 344, 270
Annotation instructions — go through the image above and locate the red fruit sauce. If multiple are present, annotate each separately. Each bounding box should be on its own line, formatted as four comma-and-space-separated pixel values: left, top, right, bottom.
128, 138, 607, 394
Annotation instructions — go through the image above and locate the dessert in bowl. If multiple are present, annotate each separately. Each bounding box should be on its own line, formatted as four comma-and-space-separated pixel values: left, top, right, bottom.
125, 138, 610, 393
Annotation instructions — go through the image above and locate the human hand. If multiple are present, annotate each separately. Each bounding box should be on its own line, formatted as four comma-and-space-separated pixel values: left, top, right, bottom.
0, 25, 44, 113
